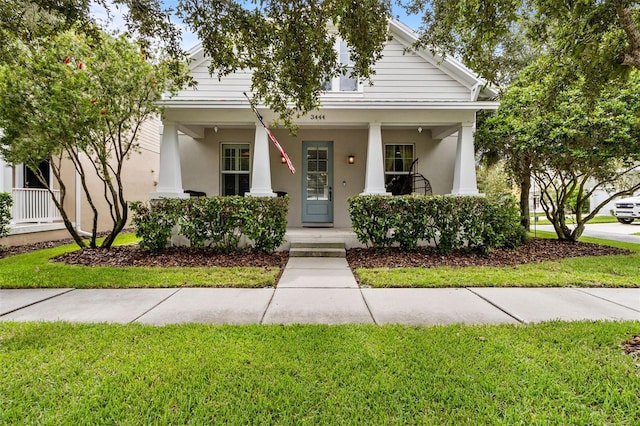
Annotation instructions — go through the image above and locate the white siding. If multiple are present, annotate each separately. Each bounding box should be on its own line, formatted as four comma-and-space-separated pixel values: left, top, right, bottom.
136, 116, 161, 153
363, 38, 470, 101
173, 64, 253, 101
171, 36, 471, 103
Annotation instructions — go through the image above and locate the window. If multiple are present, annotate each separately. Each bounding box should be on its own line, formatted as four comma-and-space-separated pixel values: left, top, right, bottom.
384, 144, 414, 195
221, 144, 250, 196
322, 39, 359, 92
23, 160, 50, 189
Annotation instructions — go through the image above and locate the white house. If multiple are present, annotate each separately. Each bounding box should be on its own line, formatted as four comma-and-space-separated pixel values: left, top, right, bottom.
153, 20, 498, 228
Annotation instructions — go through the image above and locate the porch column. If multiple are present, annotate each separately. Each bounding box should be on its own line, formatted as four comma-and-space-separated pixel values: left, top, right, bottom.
451, 123, 480, 195
246, 123, 275, 197
150, 121, 188, 199
361, 123, 391, 195
0, 156, 10, 193
0, 129, 11, 193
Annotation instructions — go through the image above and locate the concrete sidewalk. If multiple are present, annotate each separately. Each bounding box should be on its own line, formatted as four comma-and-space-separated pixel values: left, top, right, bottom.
2, 257, 639, 325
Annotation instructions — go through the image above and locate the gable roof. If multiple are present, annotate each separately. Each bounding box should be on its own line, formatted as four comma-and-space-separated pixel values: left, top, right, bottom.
170, 19, 497, 106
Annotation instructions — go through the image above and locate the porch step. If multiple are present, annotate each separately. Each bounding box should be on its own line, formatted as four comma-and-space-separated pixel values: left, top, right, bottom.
289, 241, 346, 258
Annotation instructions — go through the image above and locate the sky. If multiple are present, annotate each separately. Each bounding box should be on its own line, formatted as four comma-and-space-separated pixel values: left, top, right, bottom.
92, 1, 423, 51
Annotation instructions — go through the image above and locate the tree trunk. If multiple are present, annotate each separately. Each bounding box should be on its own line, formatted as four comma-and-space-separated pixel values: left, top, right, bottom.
519, 177, 530, 231
613, 1, 640, 69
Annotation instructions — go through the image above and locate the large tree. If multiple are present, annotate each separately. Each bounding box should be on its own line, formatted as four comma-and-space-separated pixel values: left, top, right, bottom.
2, 0, 393, 126
0, 0, 185, 71
403, 0, 640, 90
0, 29, 187, 248
477, 56, 640, 241
177, 0, 392, 126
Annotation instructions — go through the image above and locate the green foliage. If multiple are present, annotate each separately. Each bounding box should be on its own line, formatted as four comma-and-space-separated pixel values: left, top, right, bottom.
348, 195, 526, 253
476, 162, 514, 199
130, 200, 182, 254
405, 0, 533, 89
0, 29, 188, 249
179, 197, 245, 251
130, 196, 289, 253
478, 56, 640, 241
0, 192, 11, 239
177, 0, 391, 127
405, 0, 640, 91
0, 0, 188, 85
242, 196, 289, 252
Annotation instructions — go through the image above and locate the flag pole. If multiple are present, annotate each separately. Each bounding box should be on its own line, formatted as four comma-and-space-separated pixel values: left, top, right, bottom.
243, 92, 296, 174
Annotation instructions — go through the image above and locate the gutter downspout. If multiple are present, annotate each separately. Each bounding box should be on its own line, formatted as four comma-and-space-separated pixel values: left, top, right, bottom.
74, 161, 91, 238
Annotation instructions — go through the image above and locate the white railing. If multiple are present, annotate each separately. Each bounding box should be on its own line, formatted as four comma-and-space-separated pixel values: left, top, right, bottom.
11, 188, 63, 224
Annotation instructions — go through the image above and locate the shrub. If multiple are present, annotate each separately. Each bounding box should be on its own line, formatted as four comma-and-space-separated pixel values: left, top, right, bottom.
348, 194, 526, 254
130, 196, 289, 253
0, 192, 12, 239
348, 195, 396, 248
130, 199, 181, 253
242, 196, 289, 252
178, 197, 245, 252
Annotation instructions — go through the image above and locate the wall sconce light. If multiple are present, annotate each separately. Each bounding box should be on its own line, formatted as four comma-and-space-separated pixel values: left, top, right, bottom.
214, 126, 218, 133
418, 127, 423, 133
348, 154, 355, 165
281, 155, 287, 164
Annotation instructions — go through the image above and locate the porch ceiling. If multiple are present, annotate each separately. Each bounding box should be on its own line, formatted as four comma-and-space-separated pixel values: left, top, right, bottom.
165, 106, 480, 134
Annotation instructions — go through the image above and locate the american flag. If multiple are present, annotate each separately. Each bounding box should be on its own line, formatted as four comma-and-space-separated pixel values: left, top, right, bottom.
244, 92, 295, 174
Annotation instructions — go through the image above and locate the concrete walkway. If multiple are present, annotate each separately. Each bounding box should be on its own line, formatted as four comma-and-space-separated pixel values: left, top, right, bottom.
2, 256, 639, 325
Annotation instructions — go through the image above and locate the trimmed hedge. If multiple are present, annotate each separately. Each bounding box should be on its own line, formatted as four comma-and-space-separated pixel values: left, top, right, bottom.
130, 196, 289, 253
348, 195, 526, 254
0, 192, 12, 239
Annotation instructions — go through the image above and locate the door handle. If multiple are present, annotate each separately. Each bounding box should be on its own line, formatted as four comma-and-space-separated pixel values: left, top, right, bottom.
329, 186, 332, 202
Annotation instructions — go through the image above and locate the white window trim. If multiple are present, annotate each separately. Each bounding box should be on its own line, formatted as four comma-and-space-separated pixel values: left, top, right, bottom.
384, 143, 415, 176
220, 143, 251, 196
322, 37, 364, 95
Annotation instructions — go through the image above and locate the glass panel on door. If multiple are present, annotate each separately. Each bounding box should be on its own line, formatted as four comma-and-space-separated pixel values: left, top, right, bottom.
306, 146, 329, 201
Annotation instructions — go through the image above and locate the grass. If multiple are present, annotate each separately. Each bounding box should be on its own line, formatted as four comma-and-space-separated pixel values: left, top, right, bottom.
0, 234, 280, 289
531, 214, 619, 225
356, 232, 640, 288
1, 321, 638, 425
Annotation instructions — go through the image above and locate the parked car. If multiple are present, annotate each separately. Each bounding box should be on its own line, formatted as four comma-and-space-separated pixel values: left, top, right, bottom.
613, 196, 640, 224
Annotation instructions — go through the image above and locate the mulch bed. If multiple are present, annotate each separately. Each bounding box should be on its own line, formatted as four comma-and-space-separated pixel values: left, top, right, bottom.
623, 335, 640, 358
346, 239, 631, 269
54, 246, 289, 268
2, 236, 631, 269
0, 238, 77, 259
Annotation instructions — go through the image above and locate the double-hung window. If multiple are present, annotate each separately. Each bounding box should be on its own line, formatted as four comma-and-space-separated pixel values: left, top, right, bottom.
384, 144, 414, 195
221, 143, 250, 196
322, 39, 359, 92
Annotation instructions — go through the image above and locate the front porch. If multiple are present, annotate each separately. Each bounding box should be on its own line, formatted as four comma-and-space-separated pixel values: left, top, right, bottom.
151, 107, 483, 228
2, 188, 67, 244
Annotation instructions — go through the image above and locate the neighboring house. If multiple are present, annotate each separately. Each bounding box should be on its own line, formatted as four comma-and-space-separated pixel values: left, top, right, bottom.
0, 117, 161, 246
154, 20, 498, 228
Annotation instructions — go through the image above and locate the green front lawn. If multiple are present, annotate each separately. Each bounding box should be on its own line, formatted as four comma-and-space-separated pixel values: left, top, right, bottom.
1, 321, 638, 424
0, 234, 280, 289
356, 233, 640, 288
531, 214, 619, 225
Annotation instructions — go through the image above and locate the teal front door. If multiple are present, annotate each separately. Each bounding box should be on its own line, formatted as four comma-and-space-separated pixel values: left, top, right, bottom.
302, 141, 333, 224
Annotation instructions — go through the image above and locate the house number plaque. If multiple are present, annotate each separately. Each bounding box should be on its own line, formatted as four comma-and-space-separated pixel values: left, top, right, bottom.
309, 114, 326, 120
